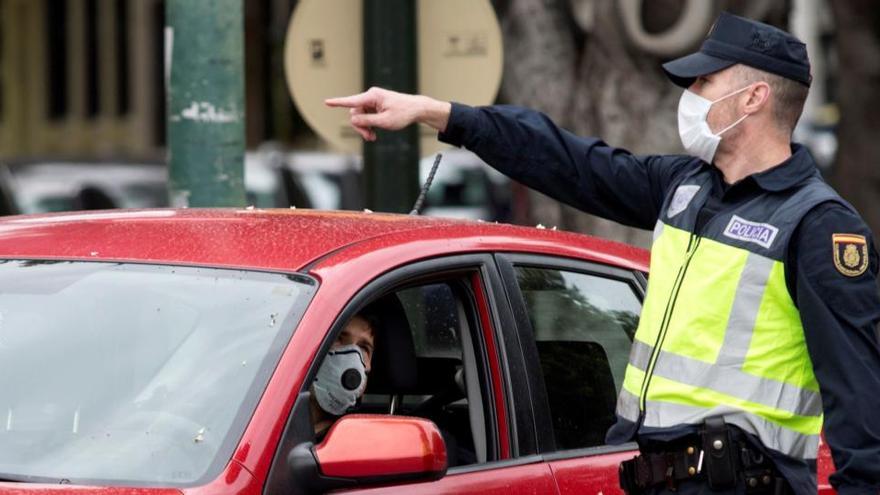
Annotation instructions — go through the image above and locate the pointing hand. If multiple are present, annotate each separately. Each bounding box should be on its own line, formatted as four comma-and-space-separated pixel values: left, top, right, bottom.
325, 87, 451, 141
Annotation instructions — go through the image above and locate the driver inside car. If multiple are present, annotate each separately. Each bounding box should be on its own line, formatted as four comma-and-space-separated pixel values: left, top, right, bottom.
309, 314, 376, 441
308, 304, 476, 467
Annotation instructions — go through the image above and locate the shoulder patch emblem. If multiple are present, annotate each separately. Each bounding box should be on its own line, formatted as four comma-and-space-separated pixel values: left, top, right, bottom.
667, 185, 701, 218
832, 233, 868, 277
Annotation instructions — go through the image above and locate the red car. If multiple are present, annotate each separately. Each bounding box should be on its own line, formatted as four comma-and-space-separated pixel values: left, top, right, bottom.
0, 209, 835, 494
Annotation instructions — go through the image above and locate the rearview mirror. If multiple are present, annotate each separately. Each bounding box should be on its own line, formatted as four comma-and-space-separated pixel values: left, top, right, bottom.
289, 414, 447, 493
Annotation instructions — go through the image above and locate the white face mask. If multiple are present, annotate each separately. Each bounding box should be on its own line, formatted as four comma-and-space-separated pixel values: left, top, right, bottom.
677, 85, 751, 164
313, 344, 367, 417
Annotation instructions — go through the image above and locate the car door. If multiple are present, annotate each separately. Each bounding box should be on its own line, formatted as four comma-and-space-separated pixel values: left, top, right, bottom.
264, 254, 557, 495
495, 253, 646, 495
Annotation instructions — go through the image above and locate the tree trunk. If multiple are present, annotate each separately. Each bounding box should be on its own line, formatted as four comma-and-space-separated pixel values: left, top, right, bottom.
494, 0, 580, 229
830, 2, 880, 239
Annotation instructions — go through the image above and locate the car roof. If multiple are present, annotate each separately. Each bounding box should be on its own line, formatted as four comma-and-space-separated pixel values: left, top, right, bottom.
0, 208, 649, 273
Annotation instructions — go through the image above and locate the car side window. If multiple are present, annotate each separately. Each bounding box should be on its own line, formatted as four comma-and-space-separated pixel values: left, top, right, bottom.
514, 266, 640, 450
398, 283, 462, 359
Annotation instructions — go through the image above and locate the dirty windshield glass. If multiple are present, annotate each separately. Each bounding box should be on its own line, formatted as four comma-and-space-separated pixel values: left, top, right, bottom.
0, 261, 314, 486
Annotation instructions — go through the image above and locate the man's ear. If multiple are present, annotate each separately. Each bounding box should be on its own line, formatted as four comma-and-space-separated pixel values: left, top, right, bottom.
743, 82, 771, 115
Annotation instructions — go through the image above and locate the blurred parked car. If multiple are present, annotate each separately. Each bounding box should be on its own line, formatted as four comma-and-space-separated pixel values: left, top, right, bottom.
0, 149, 512, 221
0, 154, 357, 216
419, 148, 511, 222
245, 150, 363, 210
247, 147, 511, 221
0, 159, 168, 215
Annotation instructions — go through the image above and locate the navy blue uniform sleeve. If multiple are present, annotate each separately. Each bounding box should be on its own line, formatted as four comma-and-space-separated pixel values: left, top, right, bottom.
438, 102, 693, 230
793, 204, 880, 495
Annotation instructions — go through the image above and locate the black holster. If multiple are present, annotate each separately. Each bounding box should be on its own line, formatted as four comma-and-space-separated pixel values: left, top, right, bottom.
701, 416, 737, 490
619, 418, 788, 495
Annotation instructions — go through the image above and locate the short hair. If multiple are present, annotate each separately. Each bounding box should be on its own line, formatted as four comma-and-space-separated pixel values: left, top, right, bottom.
356, 312, 380, 338
730, 64, 809, 135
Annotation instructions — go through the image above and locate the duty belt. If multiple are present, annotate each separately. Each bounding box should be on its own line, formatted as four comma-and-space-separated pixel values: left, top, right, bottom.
619, 418, 791, 494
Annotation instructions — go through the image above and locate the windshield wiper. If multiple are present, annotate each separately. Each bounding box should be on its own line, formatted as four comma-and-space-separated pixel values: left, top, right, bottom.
0, 472, 67, 483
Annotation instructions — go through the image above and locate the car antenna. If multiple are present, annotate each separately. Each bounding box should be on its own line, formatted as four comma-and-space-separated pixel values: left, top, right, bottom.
409, 153, 442, 215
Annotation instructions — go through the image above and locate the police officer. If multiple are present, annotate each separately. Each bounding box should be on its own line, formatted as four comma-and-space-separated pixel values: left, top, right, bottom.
326, 12, 880, 495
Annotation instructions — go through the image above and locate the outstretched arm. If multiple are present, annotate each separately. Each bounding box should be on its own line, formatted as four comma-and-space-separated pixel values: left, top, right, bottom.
325, 88, 692, 229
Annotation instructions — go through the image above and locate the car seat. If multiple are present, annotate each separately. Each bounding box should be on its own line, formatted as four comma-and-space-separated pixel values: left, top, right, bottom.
363, 294, 418, 402
535, 340, 617, 450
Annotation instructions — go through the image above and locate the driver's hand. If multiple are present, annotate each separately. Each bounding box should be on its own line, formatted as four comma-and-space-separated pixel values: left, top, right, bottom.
325, 87, 450, 141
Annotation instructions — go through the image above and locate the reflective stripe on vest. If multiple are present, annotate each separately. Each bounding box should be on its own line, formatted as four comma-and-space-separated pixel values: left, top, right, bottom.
628, 340, 822, 417
619, 222, 823, 459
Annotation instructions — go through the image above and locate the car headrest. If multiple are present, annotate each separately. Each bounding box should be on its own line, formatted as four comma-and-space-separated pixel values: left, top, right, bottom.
363, 294, 418, 394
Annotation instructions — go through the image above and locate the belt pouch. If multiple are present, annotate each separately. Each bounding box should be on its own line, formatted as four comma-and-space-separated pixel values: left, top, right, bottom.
619, 458, 643, 495
702, 417, 737, 489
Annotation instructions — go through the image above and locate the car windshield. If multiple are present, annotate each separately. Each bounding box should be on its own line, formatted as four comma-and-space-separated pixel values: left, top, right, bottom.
0, 260, 315, 486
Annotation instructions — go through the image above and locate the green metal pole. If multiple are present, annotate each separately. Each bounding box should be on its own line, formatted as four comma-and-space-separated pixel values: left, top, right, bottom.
363, 0, 419, 213
166, 0, 246, 207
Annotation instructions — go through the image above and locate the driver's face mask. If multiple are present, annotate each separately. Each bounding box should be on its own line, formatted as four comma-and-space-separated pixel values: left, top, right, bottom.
677, 85, 751, 164
313, 344, 367, 417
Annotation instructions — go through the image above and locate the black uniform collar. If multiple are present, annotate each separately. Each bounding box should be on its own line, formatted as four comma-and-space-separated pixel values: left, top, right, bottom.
707, 143, 817, 193
749, 144, 817, 192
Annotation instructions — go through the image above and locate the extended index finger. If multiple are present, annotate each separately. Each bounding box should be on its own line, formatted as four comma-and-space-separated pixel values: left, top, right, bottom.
324, 91, 373, 108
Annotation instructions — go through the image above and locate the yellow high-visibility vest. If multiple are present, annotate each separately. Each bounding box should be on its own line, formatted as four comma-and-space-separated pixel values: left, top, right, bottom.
615, 168, 846, 460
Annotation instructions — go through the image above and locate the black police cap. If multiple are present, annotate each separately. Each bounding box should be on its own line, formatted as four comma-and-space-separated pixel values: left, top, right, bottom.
663, 12, 812, 88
